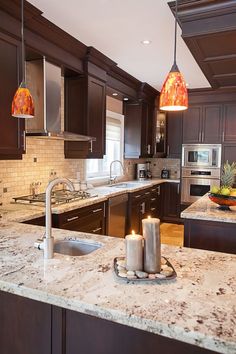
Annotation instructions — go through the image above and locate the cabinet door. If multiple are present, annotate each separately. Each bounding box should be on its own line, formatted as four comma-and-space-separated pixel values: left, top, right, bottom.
124, 103, 142, 158
167, 111, 182, 158
202, 105, 222, 143
222, 103, 236, 142
0, 32, 25, 160
0, 291, 51, 354
87, 76, 106, 158
150, 184, 162, 219
163, 183, 181, 222
141, 101, 155, 158
182, 106, 202, 144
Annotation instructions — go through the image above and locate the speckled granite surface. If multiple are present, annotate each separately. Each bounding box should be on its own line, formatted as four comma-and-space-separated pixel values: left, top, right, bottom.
181, 194, 236, 223
0, 178, 179, 222
0, 219, 235, 353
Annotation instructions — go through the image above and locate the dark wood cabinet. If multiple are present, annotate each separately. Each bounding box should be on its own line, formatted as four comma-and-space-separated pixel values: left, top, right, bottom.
182, 104, 222, 144
222, 103, 236, 143
163, 182, 181, 223
150, 184, 162, 219
0, 32, 25, 160
124, 100, 155, 159
0, 291, 52, 354
0, 291, 215, 354
184, 219, 236, 254
23, 215, 45, 226
64, 74, 106, 159
166, 111, 182, 158
52, 202, 106, 235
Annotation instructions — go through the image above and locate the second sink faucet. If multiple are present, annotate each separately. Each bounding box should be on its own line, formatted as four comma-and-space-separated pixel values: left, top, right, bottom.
44, 177, 75, 259
109, 160, 125, 185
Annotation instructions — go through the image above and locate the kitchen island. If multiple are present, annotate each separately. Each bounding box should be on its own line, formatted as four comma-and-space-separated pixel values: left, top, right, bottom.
181, 194, 236, 254
0, 215, 235, 354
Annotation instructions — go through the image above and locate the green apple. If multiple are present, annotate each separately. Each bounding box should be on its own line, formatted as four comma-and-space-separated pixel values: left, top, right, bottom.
210, 185, 219, 194
220, 187, 231, 196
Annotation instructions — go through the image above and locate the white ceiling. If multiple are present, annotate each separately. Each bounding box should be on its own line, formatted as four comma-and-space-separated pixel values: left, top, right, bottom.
29, 0, 210, 90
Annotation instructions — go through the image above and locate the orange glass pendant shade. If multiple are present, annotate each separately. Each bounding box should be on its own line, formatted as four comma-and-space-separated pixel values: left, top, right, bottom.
159, 66, 188, 111
11, 83, 34, 118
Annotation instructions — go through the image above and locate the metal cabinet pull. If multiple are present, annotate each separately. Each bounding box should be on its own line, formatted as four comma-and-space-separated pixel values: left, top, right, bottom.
145, 192, 150, 195
147, 144, 151, 154
151, 188, 156, 192
199, 131, 201, 142
93, 208, 103, 213
67, 216, 79, 222
177, 184, 180, 195
157, 186, 160, 195
167, 145, 170, 156
134, 194, 141, 199
201, 131, 204, 142
89, 140, 93, 153
141, 202, 145, 214
92, 227, 102, 233
222, 131, 225, 142
151, 198, 156, 201
151, 207, 156, 211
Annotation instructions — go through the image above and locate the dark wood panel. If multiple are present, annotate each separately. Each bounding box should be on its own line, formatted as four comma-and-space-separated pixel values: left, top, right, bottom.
202, 105, 222, 143
163, 183, 181, 223
223, 103, 236, 142
65, 309, 216, 354
0, 31, 24, 159
182, 106, 202, 144
167, 111, 182, 158
0, 291, 51, 354
23, 215, 45, 226
124, 103, 142, 158
184, 219, 236, 254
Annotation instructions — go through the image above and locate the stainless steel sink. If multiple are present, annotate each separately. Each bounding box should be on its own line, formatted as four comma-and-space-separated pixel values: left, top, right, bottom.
54, 239, 102, 256
109, 182, 141, 188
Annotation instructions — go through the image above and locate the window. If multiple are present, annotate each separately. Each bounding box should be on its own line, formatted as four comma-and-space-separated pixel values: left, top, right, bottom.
86, 110, 124, 179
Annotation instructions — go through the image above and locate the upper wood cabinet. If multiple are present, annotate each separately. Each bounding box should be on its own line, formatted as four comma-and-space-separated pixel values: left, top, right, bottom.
166, 111, 183, 158
64, 74, 106, 159
222, 103, 236, 143
182, 104, 222, 144
124, 100, 155, 159
0, 32, 25, 160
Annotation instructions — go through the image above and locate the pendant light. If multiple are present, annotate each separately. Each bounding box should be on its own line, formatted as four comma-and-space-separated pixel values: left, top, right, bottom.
159, 0, 188, 111
11, 0, 34, 118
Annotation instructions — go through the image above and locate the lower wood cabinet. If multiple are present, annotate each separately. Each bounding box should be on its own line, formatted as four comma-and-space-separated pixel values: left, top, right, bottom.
52, 202, 106, 235
162, 182, 181, 223
0, 291, 215, 354
184, 219, 236, 254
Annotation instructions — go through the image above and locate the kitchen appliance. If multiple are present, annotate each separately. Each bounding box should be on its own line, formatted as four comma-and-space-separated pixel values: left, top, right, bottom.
182, 144, 221, 168
161, 168, 170, 179
136, 163, 147, 181
146, 161, 152, 179
13, 189, 98, 206
181, 168, 220, 204
107, 194, 128, 238
25, 58, 95, 142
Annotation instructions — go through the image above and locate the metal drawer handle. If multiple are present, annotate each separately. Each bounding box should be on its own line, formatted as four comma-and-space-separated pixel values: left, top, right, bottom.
157, 186, 160, 195
151, 188, 156, 192
93, 208, 103, 213
151, 198, 156, 201
134, 195, 141, 198
151, 207, 156, 211
145, 192, 150, 195
67, 216, 79, 222
92, 227, 102, 233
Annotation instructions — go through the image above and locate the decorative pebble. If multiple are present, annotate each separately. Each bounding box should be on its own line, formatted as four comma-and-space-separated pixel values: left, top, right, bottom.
118, 271, 127, 278
161, 264, 168, 270
160, 269, 173, 277
135, 271, 148, 279
127, 275, 137, 280
148, 274, 156, 280
155, 273, 166, 279
117, 265, 126, 271
127, 270, 135, 276
117, 260, 126, 267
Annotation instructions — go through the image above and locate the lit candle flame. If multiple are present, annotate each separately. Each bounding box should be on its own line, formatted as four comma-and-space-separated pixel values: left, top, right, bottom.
131, 230, 136, 235
148, 215, 151, 219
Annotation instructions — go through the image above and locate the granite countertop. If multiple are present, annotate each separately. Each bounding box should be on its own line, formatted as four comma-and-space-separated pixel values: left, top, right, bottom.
1, 178, 180, 222
0, 220, 235, 353
181, 194, 236, 223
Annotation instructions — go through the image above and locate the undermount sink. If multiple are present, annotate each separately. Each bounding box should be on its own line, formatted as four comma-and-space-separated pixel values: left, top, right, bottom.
109, 182, 141, 188
54, 239, 102, 257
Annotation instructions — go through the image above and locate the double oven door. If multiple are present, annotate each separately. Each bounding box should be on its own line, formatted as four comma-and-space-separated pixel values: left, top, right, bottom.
181, 177, 220, 204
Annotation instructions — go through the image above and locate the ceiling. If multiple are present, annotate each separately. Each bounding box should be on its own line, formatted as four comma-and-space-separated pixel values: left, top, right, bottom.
28, 0, 210, 91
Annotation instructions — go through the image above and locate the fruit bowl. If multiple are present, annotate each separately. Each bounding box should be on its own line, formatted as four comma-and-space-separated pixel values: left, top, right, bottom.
208, 193, 236, 211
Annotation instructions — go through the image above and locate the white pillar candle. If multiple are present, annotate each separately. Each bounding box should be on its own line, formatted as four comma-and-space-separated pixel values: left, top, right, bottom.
125, 231, 143, 271
142, 216, 161, 273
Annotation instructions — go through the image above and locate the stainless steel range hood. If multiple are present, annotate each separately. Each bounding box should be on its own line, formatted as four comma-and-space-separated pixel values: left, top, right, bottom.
25, 58, 95, 142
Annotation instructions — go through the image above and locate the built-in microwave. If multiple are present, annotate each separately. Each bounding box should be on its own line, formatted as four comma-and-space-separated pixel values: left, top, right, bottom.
182, 144, 221, 168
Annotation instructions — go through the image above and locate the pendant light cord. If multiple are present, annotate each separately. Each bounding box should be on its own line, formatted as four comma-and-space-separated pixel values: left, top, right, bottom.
21, 0, 25, 84
173, 0, 178, 68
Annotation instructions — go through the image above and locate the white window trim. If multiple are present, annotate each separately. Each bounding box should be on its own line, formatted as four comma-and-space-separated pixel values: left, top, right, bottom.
86, 110, 124, 184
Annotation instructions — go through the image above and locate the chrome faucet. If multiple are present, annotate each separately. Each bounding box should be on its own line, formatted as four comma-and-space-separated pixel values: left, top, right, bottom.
44, 177, 74, 259
109, 160, 125, 185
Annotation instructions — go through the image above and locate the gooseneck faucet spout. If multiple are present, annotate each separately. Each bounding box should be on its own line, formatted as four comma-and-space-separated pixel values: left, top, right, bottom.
44, 177, 75, 259
109, 160, 125, 185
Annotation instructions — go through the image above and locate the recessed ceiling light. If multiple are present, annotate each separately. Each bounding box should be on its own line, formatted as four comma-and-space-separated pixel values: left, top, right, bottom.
112, 93, 118, 96
123, 97, 129, 101
141, 40, 151, 45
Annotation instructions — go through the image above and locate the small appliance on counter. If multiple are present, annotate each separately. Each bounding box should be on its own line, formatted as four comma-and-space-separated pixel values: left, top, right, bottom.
136, 163, 147, 181
161, 168, 170, 179
146, 161, 152, 179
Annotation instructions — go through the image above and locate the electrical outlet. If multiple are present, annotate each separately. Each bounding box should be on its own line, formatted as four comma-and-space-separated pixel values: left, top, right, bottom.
33, 157, 37, 163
